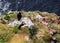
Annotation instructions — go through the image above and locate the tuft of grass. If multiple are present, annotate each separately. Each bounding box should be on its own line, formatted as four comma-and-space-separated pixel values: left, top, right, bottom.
24, 26, 30, 35
0, 23, 13, 43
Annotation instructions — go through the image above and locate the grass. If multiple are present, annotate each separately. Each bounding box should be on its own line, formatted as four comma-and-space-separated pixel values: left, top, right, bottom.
0, 11, 60, 43
0, 23, 14, 43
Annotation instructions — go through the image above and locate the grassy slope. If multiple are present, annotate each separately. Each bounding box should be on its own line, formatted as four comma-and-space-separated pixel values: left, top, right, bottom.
0, 11, 60, 43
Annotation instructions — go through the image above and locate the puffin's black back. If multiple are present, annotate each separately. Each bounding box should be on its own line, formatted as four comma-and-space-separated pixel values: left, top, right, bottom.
17, 12, 22, 21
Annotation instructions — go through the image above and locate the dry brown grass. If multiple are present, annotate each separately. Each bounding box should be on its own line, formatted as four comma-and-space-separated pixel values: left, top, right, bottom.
9, 34, 26, 43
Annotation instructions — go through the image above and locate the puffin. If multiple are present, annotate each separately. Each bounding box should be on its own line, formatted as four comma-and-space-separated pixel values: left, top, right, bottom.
17, 12, 24, 30
17, 12, 22, 21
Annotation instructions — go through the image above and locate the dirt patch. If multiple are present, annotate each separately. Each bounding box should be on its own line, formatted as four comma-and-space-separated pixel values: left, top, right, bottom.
9, 34, 26, 43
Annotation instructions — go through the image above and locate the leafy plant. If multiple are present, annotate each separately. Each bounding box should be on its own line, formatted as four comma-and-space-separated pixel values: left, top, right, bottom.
4, 15, 10, 21
24, 26, 30, 34
13, 26, 20, 33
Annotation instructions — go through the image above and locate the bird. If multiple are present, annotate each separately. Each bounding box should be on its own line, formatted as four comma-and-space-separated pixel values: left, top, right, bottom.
17, 12, 22, 21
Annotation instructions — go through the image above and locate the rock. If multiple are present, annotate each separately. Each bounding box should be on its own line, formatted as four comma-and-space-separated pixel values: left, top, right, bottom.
21, 17, 34, 28
8, 19, 22, 27
8, 17, 34, 28
35, 14, 43, 20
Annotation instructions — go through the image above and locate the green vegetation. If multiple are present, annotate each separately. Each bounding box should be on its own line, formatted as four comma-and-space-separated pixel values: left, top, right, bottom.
4, 15, 10, 21
0, 23, 13, 43
24, 26, 30, 34
2, 11, 18, 22
11, 26, 20, 34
